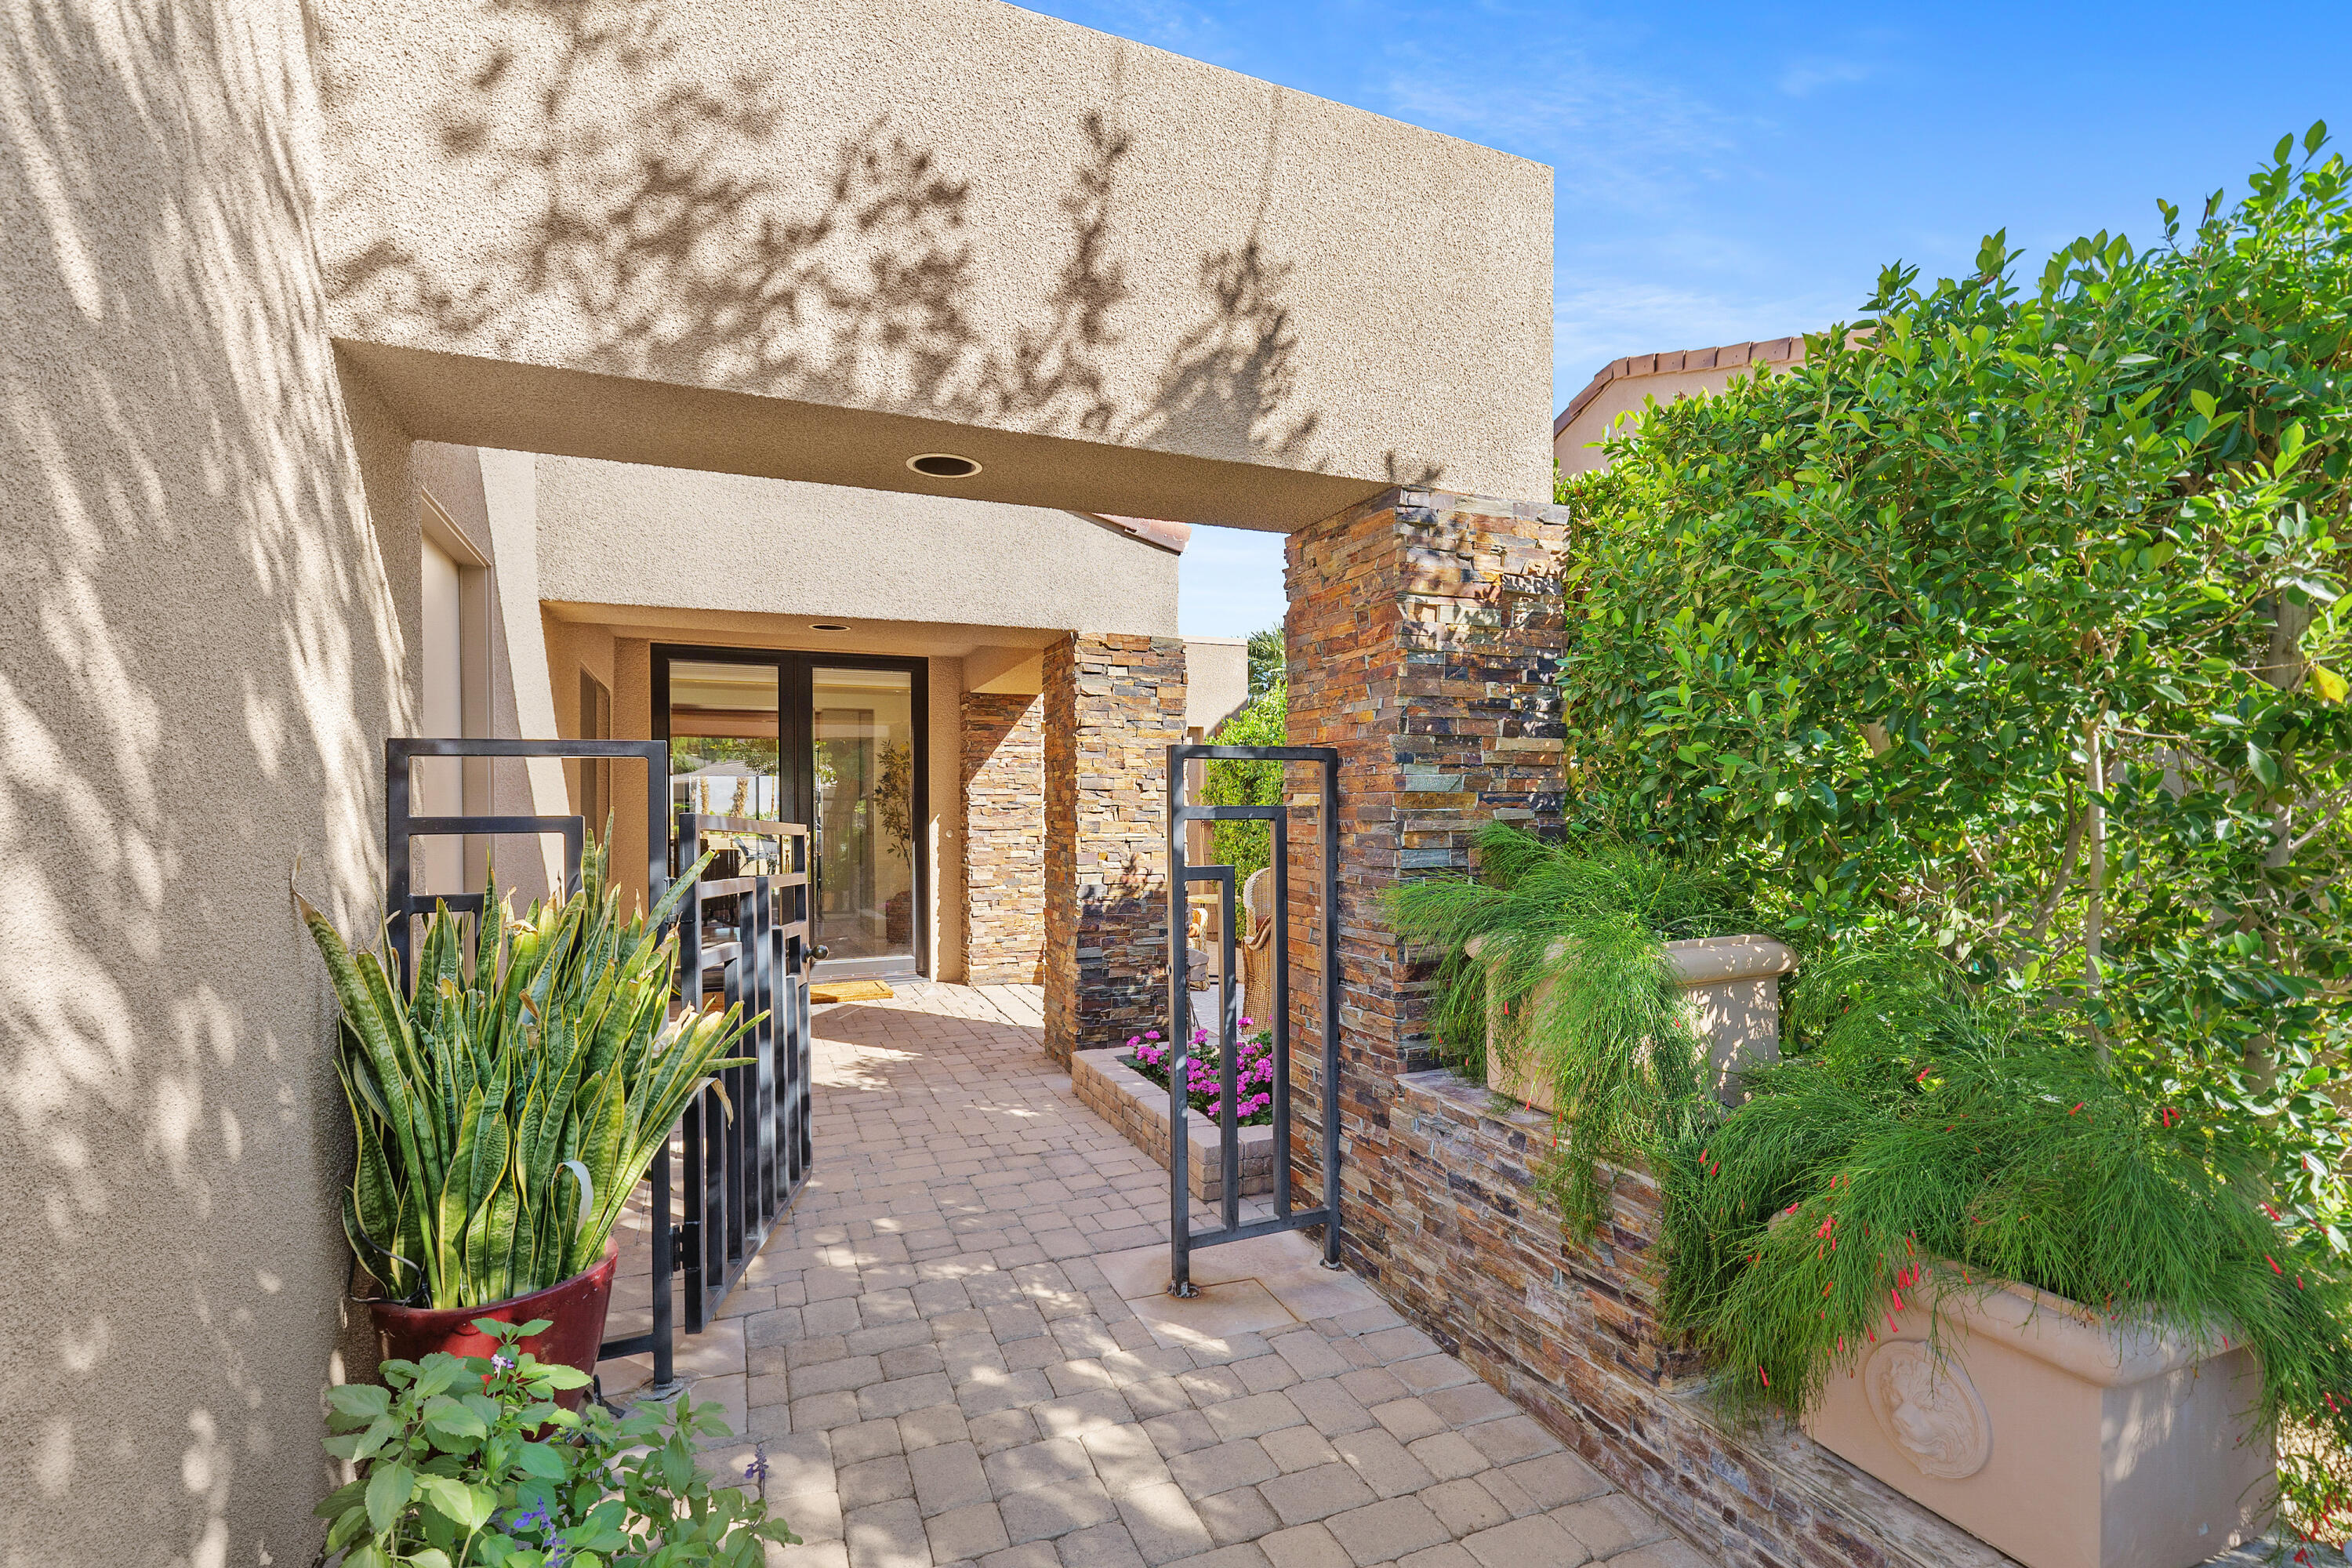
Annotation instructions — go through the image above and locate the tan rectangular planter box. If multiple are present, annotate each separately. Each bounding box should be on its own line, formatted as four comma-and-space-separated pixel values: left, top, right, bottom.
1072, 1046, 1274, 1203
1474, 932, 1796, 1111
1804, 1279, 2271, 1568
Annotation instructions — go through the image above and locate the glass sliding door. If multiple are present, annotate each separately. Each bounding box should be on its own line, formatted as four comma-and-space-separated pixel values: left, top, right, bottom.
655, 647, 926, 979
811, 667, 918, 974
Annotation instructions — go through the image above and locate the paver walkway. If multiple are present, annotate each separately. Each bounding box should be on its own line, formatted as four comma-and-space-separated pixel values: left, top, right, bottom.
600, 982, 1711, 1568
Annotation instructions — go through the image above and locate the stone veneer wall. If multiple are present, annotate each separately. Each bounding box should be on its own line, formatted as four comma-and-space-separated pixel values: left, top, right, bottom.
1386, 1069, 2009, 1568
1280, 487, 1570, 1259
1272, 483, 2002, 1568
962, 691, 1047, 985
1043, 633, 1187, 1065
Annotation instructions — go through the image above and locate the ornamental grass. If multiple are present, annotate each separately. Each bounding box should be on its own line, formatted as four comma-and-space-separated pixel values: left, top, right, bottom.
299, 837, 754, 1309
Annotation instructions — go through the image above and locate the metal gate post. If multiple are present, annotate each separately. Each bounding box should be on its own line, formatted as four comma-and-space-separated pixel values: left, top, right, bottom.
383, 739, 677, 1386
1164, 744, 1342, 1295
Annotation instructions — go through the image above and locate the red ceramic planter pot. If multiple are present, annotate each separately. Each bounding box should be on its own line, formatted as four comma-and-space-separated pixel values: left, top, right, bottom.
368, 1242, 619, 1410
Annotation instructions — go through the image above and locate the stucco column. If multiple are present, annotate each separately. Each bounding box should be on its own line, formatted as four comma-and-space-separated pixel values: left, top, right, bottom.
1044, 633, 1188, 1065
1283, 488, 1570, 1273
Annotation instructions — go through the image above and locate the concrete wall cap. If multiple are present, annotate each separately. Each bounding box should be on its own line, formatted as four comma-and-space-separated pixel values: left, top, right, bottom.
1918, 1277, 2229, 1388
1465, 931, 1797, 984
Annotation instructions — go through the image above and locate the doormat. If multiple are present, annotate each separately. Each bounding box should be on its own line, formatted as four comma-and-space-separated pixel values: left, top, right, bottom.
809, 978, 894, 1005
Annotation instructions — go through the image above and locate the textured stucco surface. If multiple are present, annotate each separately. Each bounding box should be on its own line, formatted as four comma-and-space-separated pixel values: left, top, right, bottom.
0, 2, 405, 1561
311, 0, 1557, 523
1181, 636, 1251, 733
533, 456, 1181, 635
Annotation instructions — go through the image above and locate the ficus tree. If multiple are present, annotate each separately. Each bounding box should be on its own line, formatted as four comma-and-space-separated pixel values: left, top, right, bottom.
1559, 126, 2352, 1231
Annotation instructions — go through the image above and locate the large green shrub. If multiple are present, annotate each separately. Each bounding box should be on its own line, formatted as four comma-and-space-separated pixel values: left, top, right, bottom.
1561, 126, 2352, 1225
1200, 682, 1287, 880
1520, 129, 2352, 1538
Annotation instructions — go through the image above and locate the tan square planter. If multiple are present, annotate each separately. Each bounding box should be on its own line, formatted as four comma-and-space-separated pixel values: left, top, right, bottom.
1804, 1279, 2271, 1568
1474, 932, 1796, 1110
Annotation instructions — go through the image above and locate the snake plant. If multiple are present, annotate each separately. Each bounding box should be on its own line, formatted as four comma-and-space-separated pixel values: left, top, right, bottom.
299, 839, 753, 1308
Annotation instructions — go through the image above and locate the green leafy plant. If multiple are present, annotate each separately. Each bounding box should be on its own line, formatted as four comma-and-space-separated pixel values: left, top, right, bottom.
318, 1318, 798, 1566
1536, 130, 2352, 1541
875, 741, 916, 867
1555, 130, 2352, 1208
1245, 623, 1286, 699
1388, 823, 1755, 1230
1200, 682, 1287, 880
299, 839, 754, 1308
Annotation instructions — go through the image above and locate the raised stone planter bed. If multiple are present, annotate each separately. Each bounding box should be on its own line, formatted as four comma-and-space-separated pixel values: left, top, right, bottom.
1072, 1046, 1273, 1203
1382, 1066, 2019, 1568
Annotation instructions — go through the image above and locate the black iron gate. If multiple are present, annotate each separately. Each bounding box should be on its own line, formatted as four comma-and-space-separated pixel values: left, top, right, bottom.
673, 813, 815, 1330
382, 739, 816, 1391
384, 739, 681, 1384
1165, 744, 1342, 1294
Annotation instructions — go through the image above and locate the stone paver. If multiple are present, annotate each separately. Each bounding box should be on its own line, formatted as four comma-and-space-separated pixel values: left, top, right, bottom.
598, 982, 1711, 1566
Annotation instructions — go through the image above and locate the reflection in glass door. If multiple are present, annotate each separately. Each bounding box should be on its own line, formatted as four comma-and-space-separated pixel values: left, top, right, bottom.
656, 648, 926, 980
665, 659, 782, 820
812, 667, 916, 972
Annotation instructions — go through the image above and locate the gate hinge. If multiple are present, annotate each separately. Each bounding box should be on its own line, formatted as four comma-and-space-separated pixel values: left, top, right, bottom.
671, 1221, 699, 1271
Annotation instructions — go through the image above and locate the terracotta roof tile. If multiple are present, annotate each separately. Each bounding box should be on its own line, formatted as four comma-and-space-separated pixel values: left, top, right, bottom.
1556, 334, 1809, 435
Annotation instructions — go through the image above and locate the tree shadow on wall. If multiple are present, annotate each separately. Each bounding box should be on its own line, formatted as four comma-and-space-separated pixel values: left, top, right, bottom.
318, 0, 1339, 472
1076, 853, 1169, 1005
5, 2, 405, 1563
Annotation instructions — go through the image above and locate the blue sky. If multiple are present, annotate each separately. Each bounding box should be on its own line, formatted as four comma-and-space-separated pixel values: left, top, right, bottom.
1086, 0, 2352, 636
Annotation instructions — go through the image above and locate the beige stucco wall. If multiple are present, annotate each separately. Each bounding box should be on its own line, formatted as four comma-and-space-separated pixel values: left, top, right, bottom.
534, 456, 1181, 636
1, 2, 405, 1562
1182, 638, 1252, 734
310, 0, 1557, 525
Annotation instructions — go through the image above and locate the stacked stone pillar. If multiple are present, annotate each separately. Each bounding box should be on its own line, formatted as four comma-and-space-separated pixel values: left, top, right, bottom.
1043, 633, 1188, 1065
962, 691, 1047, 985
1282, 488, 1570, 1273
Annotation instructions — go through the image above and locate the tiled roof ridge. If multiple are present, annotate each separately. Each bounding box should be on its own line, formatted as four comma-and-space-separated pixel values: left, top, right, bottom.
1555, 335, 1808, 436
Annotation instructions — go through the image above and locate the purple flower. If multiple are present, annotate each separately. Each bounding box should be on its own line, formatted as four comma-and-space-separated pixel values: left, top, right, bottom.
745, 1443, 771, 1485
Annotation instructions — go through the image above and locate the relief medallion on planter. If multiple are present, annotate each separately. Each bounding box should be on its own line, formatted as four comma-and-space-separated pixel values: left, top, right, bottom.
1864, 1340, 1992, 1479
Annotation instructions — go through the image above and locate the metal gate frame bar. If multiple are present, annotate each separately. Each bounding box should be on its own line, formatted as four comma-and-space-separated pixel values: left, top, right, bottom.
673, 813, 814, 1332
1165, 743, 1341, 1296
383, 738, 678, 1385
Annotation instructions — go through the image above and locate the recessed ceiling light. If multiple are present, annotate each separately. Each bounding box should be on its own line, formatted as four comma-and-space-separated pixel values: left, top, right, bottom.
811, 622, 850, 632
906, 452, 982, 479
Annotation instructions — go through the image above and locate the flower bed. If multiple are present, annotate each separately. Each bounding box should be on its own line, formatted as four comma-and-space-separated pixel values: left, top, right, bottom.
1071, 1044, 1276, 1203
1122, 1022, 1277, 1126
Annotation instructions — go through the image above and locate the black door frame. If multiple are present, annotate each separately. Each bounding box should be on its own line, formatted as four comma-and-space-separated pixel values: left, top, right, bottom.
652, 644, 931, 978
